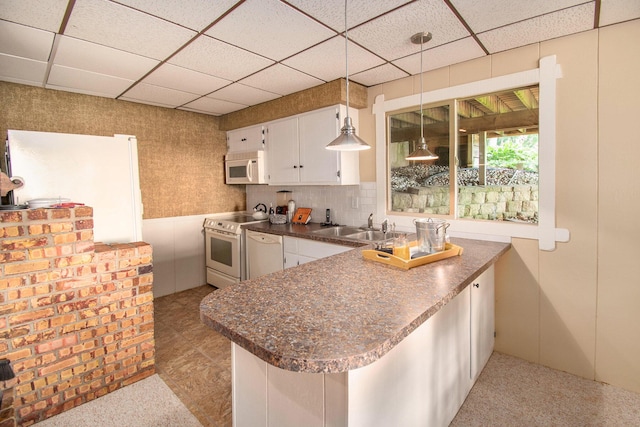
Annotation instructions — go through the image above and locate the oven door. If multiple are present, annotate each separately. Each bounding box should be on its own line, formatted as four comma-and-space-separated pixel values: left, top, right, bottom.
205, 228, 241, 279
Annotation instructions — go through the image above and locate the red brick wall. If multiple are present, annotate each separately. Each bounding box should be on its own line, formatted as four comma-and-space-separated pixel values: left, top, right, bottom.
0, 206, 154, 426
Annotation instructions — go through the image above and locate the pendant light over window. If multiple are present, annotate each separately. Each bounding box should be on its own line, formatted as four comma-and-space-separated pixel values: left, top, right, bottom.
406, 32, 438, 161
326, 0, 370, 151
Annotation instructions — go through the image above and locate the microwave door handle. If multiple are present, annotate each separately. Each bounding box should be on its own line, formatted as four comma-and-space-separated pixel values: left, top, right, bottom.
246, 160, 253, 182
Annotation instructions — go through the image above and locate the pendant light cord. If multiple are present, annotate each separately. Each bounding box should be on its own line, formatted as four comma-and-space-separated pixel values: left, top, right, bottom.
345, 0, 350, 114
419, 36, 424, 142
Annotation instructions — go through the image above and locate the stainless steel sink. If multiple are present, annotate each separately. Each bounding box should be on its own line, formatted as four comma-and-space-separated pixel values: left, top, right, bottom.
313, 226, 405, 243
312, 226, 364, 237
345, 230, 402, 241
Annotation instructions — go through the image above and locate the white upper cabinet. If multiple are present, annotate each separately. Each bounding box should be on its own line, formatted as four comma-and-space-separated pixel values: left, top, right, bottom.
266, 116, 299, 184
266, 106, 360, 186
227, 124, 265, 153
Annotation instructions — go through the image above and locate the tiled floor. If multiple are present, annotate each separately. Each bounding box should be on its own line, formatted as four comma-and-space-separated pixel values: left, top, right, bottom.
156, 285, 640, 427
154, 285, 232, 427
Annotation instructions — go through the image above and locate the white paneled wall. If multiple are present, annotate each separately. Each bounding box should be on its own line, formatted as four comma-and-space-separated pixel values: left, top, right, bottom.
246, 182, 385, 229
142, 214, 209, 298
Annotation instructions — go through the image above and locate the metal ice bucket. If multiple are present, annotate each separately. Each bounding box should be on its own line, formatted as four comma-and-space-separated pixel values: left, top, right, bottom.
414, 218, 450, 254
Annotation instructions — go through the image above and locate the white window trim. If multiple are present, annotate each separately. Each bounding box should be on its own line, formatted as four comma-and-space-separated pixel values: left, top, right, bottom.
374, 55, 569, 251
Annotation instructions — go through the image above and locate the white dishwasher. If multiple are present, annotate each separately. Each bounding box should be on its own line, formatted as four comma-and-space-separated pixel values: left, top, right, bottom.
246, 230, 284, 280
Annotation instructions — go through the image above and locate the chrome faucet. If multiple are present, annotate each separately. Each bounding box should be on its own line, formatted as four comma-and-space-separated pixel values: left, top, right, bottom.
368, 213, 374, 229
381, 218, 389, 234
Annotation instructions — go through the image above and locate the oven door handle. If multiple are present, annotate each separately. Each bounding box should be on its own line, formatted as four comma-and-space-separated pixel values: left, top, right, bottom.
206, 229, 239, 241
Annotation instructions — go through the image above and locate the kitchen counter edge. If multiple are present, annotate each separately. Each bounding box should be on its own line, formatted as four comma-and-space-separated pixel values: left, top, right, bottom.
200, 224, 511, 374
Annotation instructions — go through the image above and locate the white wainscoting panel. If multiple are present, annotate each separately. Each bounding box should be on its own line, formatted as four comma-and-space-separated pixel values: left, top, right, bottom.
143, 214, 209, 298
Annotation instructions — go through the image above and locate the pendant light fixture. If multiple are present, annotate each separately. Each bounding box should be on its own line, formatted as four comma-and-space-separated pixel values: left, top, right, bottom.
326, 0, 370, 151
406, 31, 438, 161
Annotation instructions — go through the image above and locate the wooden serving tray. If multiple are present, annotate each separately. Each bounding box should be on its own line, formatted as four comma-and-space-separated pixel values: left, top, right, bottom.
362, 242, 463, 270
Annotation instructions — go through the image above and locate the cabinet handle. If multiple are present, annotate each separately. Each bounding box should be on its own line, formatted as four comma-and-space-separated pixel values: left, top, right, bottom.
293, 165, 297, 168
299, 165, 304, 168
473, 283, 480, 288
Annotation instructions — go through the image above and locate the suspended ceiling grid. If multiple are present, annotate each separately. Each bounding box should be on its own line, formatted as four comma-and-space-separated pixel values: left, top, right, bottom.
0, 0, 638, 116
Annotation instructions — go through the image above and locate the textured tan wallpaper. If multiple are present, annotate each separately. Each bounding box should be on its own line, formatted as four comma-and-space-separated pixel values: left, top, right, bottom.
220, 78, 367, 130
1, 80, 366, 218
0, 82, 245, 219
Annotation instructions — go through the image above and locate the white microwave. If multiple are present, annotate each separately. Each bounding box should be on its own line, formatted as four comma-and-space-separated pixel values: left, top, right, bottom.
225, 150, 267, 184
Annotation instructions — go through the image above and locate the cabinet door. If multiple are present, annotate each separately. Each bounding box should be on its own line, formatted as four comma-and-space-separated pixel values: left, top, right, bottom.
297, 238, 350, 259
298, 107, 341, 184
283, 236, 350, 269
227, 125, 264, 152
267, 117, 299, 184
470, 265, 495, 380
284, 253, 315, 269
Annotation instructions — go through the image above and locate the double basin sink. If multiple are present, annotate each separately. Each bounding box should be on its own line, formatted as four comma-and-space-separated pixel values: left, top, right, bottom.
311, 226, 401, 243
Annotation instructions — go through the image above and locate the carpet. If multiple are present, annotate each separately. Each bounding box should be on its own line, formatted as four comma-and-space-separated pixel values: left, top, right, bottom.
36, 374, 202, 427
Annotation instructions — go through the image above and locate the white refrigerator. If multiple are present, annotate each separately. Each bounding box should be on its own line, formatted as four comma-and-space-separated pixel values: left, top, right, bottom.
6, 130, 143, 244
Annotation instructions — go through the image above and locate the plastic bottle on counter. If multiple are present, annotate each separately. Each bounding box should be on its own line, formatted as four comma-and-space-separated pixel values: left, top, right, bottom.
287, 200, 295, 223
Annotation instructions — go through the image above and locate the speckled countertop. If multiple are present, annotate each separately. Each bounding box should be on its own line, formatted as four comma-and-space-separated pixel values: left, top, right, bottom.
200, 223, 510, 374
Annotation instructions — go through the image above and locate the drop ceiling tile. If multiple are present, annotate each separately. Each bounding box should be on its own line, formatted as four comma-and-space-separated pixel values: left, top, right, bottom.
113, 0, 238, 31
0, 21, 54, 61
239, 64, 324, 96
283, 36, 385, 82
54, 36, 159, 80
0, 0, 68, 32
286, 0, 411, 32
0, 53, 47, 86
142, 63, 232, 95
350, 63, 409, 87
209, 83, 280, 105
205, 0, 335, 61
169, 36, 274, 81
450, 0, 587, 33
65, 0, 196, 60
120, 82, 201, 107
478, 3, 595, 54
393, 37, 485, 74
47, 64, 134, 97
599, 0, 640, 26
181, 96, 246, 115
348, 0, 470, 62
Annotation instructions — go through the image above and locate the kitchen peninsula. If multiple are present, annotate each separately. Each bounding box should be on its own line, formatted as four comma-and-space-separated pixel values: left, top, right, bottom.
200, 230, 510, 427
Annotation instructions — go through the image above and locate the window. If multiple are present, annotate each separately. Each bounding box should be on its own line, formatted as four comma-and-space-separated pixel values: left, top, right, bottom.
374, 56, 568, 250
389, 101, 452, 216
388, 86, 539, 222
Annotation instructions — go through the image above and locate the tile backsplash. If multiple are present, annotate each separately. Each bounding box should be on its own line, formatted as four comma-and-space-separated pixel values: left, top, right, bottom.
246, 182, 380, 228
